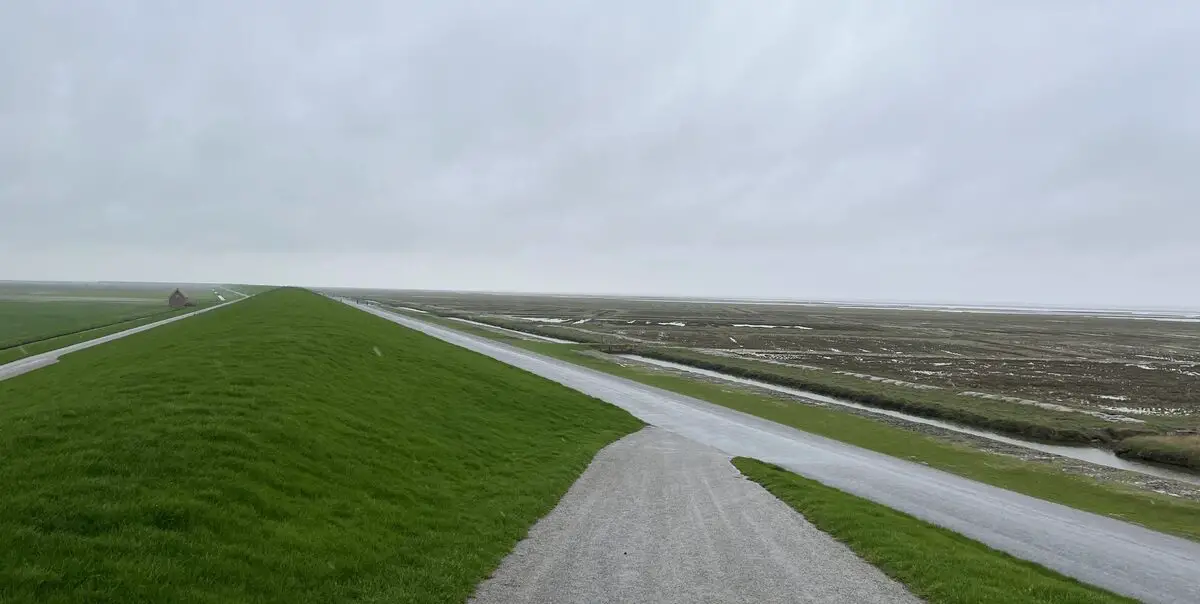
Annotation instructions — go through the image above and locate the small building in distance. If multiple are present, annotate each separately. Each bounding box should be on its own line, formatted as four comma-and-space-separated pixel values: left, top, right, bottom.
168, 289, 195, 309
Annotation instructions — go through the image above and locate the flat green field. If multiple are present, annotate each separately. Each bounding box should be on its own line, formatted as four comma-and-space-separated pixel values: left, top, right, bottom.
0, 310, 197, 367
0, 300, 171, 350
0, 288, 641, 603
0, 283, 228, 366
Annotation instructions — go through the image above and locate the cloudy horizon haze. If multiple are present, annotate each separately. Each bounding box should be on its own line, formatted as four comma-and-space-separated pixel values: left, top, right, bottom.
3, 2, 1199, 308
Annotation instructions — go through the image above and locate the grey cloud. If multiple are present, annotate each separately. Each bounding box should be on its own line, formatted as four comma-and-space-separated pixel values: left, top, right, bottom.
2, 1, 1199, 306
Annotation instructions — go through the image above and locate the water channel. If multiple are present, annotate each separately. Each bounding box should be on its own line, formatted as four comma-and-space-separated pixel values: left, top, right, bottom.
622, 354, 1200, 486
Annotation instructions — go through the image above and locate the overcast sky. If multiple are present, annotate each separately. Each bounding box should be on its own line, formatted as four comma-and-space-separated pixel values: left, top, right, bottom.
2, 2, 1198, 307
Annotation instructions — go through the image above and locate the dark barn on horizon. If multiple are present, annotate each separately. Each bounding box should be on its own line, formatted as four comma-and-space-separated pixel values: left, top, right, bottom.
168, 289, 195, 309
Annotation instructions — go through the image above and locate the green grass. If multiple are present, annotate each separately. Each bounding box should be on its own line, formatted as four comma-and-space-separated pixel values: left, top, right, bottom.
734, 459, 1133, 604
0, 308, 199, 366
0, 288, 228, 366
0, 300, 172, 350
400, 311, 1200, 541
1116, 435, 1200, 471
0, 288, 642, 603
0, 283, 226, 362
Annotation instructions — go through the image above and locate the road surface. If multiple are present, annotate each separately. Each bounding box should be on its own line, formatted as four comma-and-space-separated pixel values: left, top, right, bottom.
215, 285, 250, 299
346, 300, 1200, 604
0, 297, 245, 382
470, 427, 918, 604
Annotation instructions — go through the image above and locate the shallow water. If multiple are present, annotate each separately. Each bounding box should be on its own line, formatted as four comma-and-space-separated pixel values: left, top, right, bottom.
446, 317, 574, 344
622, 355, 1200, 486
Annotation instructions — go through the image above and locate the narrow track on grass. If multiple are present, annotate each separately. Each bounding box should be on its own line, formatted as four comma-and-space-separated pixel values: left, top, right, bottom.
345, 299, 1200, 604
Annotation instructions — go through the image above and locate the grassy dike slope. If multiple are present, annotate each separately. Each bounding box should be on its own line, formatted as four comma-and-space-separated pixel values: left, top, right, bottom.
0, 288, 642, 603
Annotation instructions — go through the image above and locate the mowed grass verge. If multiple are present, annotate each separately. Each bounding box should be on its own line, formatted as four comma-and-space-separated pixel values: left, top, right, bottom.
0, 300, 173, 350
396, 310, 1200, 541
734, 459, 1133, 604
0, 308, 197, 366
0, 288, 642, 603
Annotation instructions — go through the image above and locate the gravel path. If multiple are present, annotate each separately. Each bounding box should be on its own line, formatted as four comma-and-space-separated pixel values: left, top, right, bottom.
470, 427, 919, 604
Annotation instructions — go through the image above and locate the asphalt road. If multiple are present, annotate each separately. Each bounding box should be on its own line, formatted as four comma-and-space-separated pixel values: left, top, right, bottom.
0, 297, 244, 382
214, 285, 250, 299
471, 427, 918, 604
347, 300, 1200, 604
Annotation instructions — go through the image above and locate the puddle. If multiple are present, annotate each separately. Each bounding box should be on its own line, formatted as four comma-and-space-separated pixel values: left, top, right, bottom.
622, 355, 1200, 486
447, 317, 574, 344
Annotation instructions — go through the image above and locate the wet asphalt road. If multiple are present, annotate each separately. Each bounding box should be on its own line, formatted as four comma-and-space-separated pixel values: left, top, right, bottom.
348, 300, 1200, 604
